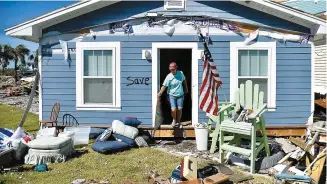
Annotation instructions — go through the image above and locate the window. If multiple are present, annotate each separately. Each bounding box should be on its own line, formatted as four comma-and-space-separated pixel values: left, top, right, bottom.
76, 42, 121, 110
164, 0, 186, 10
230, 42, 276, 110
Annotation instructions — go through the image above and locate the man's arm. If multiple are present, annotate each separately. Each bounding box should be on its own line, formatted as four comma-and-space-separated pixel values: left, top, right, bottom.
183, 79, 188, 94
158, 86, 167, 97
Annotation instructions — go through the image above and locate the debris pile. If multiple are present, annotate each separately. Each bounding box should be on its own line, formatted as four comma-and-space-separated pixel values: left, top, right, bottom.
0, 75, 37, 97
0, 76, 15, 89
148, 155, 256, 184
0, 75, 38, 114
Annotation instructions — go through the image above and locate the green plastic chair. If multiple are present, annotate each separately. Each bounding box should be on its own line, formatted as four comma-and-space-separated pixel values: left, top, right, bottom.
217, 80, 270, 174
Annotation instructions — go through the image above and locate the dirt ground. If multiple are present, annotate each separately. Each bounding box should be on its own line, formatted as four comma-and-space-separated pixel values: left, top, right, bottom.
152, 139, 220, 162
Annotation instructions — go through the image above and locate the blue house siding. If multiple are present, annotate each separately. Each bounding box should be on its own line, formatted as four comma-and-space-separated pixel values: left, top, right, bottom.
41, 35, 311, 127
43, 1, 309, 35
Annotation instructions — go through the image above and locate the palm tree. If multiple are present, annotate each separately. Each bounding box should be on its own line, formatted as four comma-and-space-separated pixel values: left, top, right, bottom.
12, 45, 30, 82
0, 44, 14, 74
28, 49, 39, 71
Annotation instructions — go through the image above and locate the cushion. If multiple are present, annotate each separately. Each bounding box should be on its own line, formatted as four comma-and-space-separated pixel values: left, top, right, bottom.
112, 120, 139, 139
91, 141, 130, 154
28, 137, 72, 150
112, 134, 136, 147
120, 117, 142, 127
89, 128, 106, 139
96, 128, 113, 142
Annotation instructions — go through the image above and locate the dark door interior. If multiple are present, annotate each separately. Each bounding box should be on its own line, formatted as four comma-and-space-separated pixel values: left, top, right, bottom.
159, 49, 192, 125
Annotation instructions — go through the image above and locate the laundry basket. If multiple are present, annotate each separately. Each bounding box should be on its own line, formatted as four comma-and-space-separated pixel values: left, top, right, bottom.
194, 123, 209, 151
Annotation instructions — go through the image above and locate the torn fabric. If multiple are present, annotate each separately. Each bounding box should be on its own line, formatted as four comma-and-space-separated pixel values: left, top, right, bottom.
59, 40, 71, 66
244, 28, 310, 45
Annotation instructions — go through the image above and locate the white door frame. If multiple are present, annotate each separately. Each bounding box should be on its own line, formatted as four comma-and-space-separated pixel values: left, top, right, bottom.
152, 42, 199, 127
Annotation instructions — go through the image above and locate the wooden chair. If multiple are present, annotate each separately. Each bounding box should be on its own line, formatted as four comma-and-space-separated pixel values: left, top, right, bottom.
39, 102, 60, 129
62, 114, 79, 127
217, 80, 270, 174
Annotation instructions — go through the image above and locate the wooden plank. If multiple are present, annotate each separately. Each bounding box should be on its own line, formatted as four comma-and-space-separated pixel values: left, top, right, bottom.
153, 129, 196, 138
245, 80, 253, 109
240, 84, 245, 107
306, 153, 326, 184
263, 127, 306, 137
203, 173, 229, 184
289, 137, 312, 153
221, 144, 251, 156
253, 84, 259, 110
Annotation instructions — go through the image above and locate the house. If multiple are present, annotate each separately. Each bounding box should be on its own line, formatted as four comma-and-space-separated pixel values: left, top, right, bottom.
281, 0, 327, 97
5, 0, 326, 136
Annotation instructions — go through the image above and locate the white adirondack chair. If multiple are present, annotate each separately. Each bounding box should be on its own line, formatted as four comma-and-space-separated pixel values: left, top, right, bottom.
218, 80, 270, 174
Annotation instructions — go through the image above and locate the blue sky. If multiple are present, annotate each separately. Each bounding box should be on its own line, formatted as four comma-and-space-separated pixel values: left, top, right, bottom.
0, 1, 76, 67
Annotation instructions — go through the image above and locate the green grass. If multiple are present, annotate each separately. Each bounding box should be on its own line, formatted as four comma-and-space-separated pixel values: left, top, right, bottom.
1, 147, 183, 184
0, 104, 273, 184
0, 104, 184, 184
0, 104, 39, 133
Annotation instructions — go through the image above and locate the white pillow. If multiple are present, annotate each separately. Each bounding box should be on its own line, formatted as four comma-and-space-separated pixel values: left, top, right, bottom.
112, 120, 139, 139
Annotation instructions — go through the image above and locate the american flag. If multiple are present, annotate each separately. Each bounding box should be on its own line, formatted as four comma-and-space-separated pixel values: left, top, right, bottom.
199, 35, 222, 116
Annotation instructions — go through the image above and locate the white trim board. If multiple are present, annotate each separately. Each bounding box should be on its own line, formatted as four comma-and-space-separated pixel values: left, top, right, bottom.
38, 45, 43, 121
230, 42, 276, 111
76, 42, 121, 111
309, 42, 315, 124
152, 42, 199, 127
5, 0, 119, 42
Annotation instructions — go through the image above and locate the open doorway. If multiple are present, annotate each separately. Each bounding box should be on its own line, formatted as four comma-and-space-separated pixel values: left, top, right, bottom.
159, 49, 192, 125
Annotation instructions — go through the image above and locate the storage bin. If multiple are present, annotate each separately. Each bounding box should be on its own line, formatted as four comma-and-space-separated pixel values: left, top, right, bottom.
63, 127, 90, 146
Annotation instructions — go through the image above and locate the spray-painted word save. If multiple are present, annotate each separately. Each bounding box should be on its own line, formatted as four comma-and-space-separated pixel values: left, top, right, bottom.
127, 77, 150, 86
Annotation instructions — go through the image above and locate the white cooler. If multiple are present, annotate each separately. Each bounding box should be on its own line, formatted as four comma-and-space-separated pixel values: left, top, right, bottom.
63, 126, 90, 146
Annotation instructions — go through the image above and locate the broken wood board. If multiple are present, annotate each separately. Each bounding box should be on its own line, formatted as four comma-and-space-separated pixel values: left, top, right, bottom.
275, 138, 297, 153
289, 137, 314, 155
305, 152, 326, 184
203, 173, 229, 184
318, 134, 327, 142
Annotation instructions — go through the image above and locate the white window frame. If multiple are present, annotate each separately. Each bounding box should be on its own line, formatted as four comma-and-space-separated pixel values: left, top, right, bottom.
76, 42, 121, 111
230, 42, 276, 111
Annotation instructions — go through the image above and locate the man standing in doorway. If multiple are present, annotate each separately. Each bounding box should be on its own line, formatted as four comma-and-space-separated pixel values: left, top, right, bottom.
157, 62, 188, 127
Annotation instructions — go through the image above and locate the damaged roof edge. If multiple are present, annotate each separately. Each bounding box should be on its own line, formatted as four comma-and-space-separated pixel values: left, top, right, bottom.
4, 0, 327, 43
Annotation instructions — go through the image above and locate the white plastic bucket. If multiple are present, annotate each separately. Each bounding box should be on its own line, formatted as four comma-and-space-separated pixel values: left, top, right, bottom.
195, 127, 208, 151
